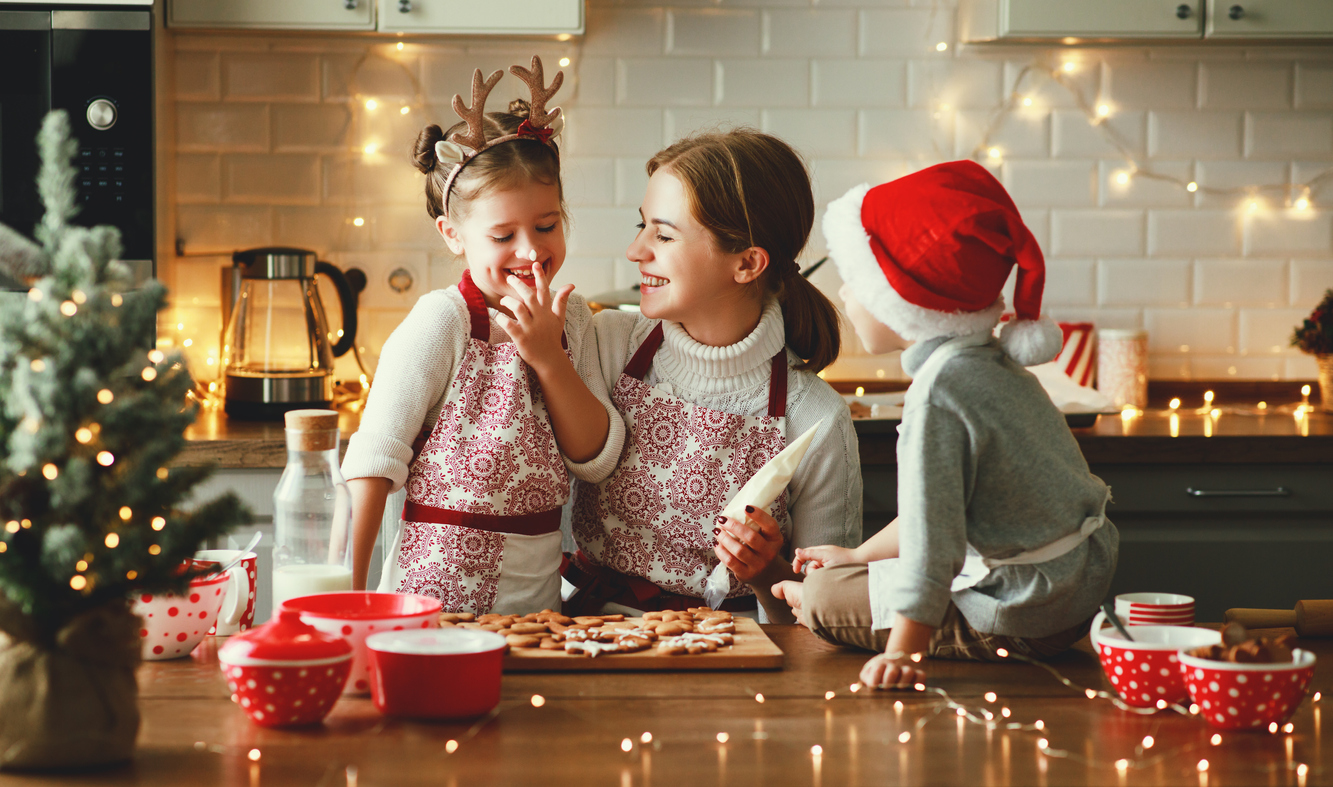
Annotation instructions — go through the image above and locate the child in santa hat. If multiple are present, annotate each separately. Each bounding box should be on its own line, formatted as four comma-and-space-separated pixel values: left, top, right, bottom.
772, 161, 1118, 689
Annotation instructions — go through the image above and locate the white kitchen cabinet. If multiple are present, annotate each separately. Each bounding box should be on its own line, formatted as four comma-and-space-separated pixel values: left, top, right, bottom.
377, 0, 582, 35
1205, 0, 1333, 38
961, 0, 1205, 42
168, 0, 375, 30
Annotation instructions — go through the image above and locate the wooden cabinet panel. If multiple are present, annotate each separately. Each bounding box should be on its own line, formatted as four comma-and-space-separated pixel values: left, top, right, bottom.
169, 0, 375, 29
378, 0, 582, 35
1206, 0, 1333, 38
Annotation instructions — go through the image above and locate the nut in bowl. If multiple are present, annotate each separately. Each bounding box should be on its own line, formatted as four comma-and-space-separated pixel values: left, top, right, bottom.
1089, 610, 1220, 708
366, 628, 506, 719
281, 591, 441, 695
1180, 647, 1316, 731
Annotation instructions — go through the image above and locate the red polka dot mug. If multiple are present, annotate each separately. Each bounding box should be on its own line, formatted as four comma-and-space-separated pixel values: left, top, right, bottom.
132, 566, 231, 660
1090, 610, 1220, 708
195, 548, 258, 635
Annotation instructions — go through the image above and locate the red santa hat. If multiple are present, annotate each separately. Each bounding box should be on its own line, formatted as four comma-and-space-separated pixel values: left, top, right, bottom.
822, 160, 1063, 367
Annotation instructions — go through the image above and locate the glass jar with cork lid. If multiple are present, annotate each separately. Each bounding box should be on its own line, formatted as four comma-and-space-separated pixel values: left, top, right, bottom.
272, 409, 352, 608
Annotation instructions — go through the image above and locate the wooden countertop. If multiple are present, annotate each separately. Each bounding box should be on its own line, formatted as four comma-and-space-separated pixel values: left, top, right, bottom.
9, 625, 1327, 786
177, 404, 1333, 469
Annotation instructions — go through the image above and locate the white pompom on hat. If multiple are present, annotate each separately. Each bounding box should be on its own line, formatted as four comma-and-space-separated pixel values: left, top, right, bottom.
822, 160, 1063, 367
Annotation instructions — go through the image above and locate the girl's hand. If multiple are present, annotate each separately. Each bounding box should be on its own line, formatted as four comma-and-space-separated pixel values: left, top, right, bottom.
497, 261, 574, 373
713, 506, 785, 584
860, 651, 926, 690
770, 580, 808, 627
792, 545, 857, 575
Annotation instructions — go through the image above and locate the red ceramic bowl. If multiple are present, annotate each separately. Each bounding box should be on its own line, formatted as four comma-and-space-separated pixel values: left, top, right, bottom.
1089, 611, 1220, 708
366, 629, 506, 719
282, 592, 442, 695
218, 609, 354, 728
1180, 649, 1316, 730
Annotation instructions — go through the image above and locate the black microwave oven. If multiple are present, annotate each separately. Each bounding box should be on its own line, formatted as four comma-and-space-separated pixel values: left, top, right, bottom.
0, 3, 153, 290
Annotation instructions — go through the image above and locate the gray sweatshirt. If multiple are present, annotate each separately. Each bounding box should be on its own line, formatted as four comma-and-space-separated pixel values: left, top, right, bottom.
879, 335, 1119, 638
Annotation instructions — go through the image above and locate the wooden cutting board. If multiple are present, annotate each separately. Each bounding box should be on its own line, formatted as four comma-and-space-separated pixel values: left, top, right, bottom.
502, 617, 784, 672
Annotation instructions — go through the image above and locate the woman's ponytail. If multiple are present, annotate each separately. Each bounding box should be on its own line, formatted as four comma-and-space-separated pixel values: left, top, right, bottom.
778, 269, 841, 373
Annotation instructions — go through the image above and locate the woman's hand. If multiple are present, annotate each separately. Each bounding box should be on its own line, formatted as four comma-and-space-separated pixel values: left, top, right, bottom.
770, 580, 807, 627
859, 651, 927, 690
497, 261, 574, 374
792, 545, 857, 574
713, 506, 785, 584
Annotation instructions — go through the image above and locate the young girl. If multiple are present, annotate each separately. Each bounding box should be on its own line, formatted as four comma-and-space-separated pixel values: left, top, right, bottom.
564, 130, 863, 622
342, 58, 624, 615
773, 161, 1118, 688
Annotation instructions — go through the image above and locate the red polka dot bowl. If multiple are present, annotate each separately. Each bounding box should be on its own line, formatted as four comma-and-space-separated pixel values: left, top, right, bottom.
132, 568, 231, 660
281, 592, 441, 695
218, 609, 353, 727
1089, 610, 1221, 708
1180, 648, 1316, 731
366, 629, 506, 719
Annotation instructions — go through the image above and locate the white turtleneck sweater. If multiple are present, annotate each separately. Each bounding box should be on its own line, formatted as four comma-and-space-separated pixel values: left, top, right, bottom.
341, 287, 625, 490
588, 301, 863, 557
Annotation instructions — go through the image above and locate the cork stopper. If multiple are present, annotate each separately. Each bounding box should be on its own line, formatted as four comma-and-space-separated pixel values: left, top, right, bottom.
285, 409, 339, 452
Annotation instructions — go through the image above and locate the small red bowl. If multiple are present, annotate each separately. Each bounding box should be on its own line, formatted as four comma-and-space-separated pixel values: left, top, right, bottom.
218, 609, 353, 727
1180, 649, 1316, 730
366, 629, 506, 719
282, 592, 442, 695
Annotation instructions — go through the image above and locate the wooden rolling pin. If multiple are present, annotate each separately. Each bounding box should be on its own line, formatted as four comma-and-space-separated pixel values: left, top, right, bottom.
1224, 600, 1333, 637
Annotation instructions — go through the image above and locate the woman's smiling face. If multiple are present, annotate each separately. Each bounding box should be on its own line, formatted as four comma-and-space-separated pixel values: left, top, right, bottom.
439, 180, 565, 311
627, 169, 747, 325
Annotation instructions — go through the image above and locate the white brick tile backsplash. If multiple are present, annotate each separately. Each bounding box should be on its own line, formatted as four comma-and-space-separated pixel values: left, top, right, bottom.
1146, 355, 1192, 380
664, 108, 763, 141
175, 51, 220, 100
558, 257, 618, 300
1104, 61, 1197, 110
177, 205, 273, 252
176, 104, 268, 151
328, 251, 429, 311
568, 207, 642, 257
563, 157, 616, 208
171, 257, 226, 308
572, 57, 616, 107
717, 60, 810, 107
615, 157, 649, 207
1148, 111, 1243, 158
1291, 260, 1333, 305
1020, 208, 1050, 250
1099, 160, 1193, 208
955, 109, 1049, 160
1047, 307, 1142, 331
909, 60, 1003, 110
668, 9, 760, 57
1004, 60, 1099, 112
325, 52, 423, 103
1194, 161, 1290, 208
1296, 63, 1333, 109
371, 206, 441, 250
809, 158, 911, 206
617, 59, 714, 106
322, 156, 423, 205
1246, 214, 1333, 257
566, 108, 664, 157
275, 207, 364, 254
1245, 113, 1333, 158
1052, 110, 1146, 160
585, 7, 665, 56
224, 154, 320, 204
176, 154, 220, 204
272, 104, 352, 151
1043, 259, 1096, 306
1193, 259, 1288, 307
762, 109, 857, 158
1099, 258, 1191, 307
859, 9, 949, 59
1002, 160, 1096, 208
859, 109, 948, 158
1239, 308, 1308, 355
222, 53, 319, 102
1051, 210, 1145, 257
1148, 210, 1243, 257
1285, 355, 1320, 379
1190, 355, 1283, 379
1200, 63, 1293, 110
1144, 308, 1236, 354
763, 10, 857, 58
812, 59, 907, 108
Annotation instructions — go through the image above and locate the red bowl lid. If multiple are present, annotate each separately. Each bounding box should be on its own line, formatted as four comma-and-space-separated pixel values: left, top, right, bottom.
218, 609, 353, 665
281, 591, 442, 620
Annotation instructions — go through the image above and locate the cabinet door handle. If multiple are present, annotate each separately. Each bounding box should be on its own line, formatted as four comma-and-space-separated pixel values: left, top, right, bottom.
1186, 486, 1289, 497
1228, 4, 1244, 20
343, 0, 356, 8
398, 0, 411, 12
1176, 4, 1192, 18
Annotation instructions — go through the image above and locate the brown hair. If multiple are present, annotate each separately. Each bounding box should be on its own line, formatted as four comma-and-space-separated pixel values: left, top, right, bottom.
646, 130, 841, 372
411, 99, 565, 222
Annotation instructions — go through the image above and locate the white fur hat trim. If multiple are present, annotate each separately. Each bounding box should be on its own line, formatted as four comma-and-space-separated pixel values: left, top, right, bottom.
998, 316, 1064, 367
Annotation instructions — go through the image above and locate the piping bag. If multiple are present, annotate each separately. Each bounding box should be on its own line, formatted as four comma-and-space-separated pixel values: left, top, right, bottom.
703, 419, 824, 609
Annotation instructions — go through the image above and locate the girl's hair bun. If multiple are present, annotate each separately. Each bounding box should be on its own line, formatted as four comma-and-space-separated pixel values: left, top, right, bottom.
413, 124, 445, 175
508, 98, 532, 119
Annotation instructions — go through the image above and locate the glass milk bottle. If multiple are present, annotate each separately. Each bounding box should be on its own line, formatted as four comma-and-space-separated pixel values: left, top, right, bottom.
272, 409, 352, 608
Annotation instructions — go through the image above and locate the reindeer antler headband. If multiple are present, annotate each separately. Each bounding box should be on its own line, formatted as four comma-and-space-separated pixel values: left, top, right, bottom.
435, 56, 565, 216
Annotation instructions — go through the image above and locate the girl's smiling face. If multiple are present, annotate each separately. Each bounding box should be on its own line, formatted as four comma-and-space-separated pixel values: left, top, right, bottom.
628, 169, 764, 333
439, 180, 565, 311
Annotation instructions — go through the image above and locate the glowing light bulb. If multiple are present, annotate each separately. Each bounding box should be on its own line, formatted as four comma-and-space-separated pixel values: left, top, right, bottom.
1247, 198, 1261, 213
716, 732, 729, 743
620, 738, 632, 752
1169, 398, 1181, 409
935, 42, 948, 51
142, 367, 157, 381
248, 749, 261, 762
1142, 735, 1154, 749
1021, 96, 1033, 107
445, 740, 459, 754
850, 682, 862, 693
152, 517, 166, 530
1001, 707, 1011, 718
1197, 759, 1209, 772
996, 648, 1009, 658
42, 464, 58, 480
400, 106, 410, 115
1062, 61, 1077, 73
97, 451, 114, 466
1037, 738, 1048, 750
898, 731, 911, 743
1211, 733, 1222, 745
157, 467, 169, 479
1085, 688, 1097, 699
148, 544, 161, 555
855, 386, 865, 397
559, 57, 571, 67
396, 42, 404, 50
149, 349, 165, 363
1295, 196, 1311, 211
984, 692, 997, 702
987, 147, 1002, 161
1116, 759, 1129, 773
1096, 103, 1111, 118
28, 288, 42, 301
640, 732, 652, 744
98, 389, 114, 404
811, 745, 823, 756
60, 301, 77, 316
1114, 170, 1131, 186
1302, 384, 1312, 397
70, 575, 87, 590
755, 693, 764, 703
824, 691, 835, 700
1204, 390, 1214, 404
531, 694, 545, 707
1187, 181, 1199, 192
353, 217, 365, 227
30, 358, 45, 372
72, 289, 86, 304
363, 143, 379, 155
119, 506, 132, 521
105, 533, 120, 548
365, 99, 378, 111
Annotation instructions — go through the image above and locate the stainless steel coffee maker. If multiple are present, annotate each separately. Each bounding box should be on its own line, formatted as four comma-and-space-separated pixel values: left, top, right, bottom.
221, 247, 358, 420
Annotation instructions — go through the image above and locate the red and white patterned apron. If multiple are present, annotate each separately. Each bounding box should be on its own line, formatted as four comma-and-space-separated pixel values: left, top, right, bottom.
382, 270, 570, 615
569, 322, 790, 611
